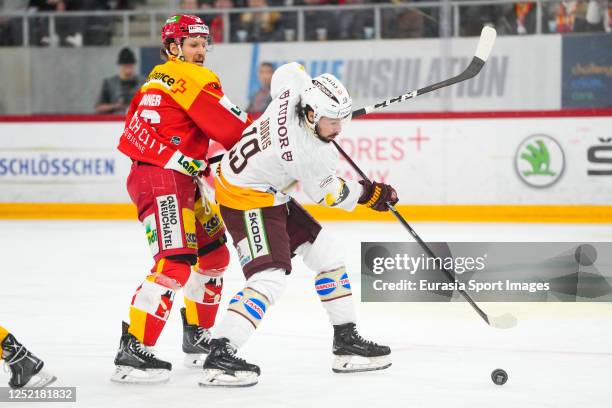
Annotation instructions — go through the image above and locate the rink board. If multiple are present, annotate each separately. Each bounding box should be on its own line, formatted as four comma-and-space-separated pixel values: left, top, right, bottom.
0, 111, 611, 222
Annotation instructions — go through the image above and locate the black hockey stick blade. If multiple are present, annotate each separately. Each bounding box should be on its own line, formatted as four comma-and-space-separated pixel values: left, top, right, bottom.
487, 313, 518, 329
351, 25, 497, 119
385, 203, 517, 330
332, 139, 517, 329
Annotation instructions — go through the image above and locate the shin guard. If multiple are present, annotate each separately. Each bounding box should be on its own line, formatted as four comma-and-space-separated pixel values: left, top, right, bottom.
129, 258, 190, 346
129, 278, 177, 346
183, 272, 223, 329
315, 267, 357, 325
183, 244, 229, 328
227, 288, 270, 329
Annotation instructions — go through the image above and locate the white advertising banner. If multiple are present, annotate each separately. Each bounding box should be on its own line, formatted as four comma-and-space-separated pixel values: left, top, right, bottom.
0, 121, 131, 203
211, 35, 561, 112
0, 115, 610, 204
320, 116, 612, 205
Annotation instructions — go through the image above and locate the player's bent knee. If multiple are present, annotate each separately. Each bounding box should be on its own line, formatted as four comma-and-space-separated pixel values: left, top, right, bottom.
298, 230, 344, 272
184, 269, 223, 305
151, 257, 192, 288
197, 243, 230, 276
245, 268, 287, 306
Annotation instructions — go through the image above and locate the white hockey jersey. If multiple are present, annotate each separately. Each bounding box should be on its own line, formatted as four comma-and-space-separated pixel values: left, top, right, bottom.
214, 63, 363, 212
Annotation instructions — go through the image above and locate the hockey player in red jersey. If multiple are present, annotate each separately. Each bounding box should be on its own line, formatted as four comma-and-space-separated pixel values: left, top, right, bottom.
112, 14, 251, 384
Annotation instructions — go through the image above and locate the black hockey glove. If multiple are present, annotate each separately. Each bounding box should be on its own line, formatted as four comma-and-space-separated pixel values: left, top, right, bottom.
358, 180, 398, 212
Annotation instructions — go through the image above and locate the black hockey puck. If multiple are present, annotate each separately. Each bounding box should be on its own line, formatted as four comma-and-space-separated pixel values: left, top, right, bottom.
491, 369, 508, 385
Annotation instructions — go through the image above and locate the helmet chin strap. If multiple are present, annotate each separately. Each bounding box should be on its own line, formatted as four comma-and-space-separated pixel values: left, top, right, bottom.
302, 105, 329, 142
164, 40, 186, 61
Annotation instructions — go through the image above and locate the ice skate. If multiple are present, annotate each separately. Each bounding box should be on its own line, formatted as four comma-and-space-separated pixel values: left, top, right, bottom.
111, 322, 171, 384
181, 307, 212, 368
2, 334, 56, 388
332, 323, 391, 373
199, 338, 260, 387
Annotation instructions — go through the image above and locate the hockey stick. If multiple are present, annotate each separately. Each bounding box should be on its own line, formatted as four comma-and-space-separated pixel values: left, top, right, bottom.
207, 26, 497, 166
332, 139, 517, 330
350, 25, 497, 118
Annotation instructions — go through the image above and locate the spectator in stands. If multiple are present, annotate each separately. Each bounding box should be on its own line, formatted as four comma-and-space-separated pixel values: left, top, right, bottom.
381, 0, 437, 39
28, 0, 85, 46
500, 2, 540, 34
550, 1, 579, 32
181, 0, 200, 9
544, 0, 608, 33
247, 62, 274, 113
113, 0, 135, 10
235, 0, 282, 42
336, 0, 375, 40
302, 0, 338, 41
460, 1, 505, 36
208, 0, 235, 43
179, 0, 236, 43
80, 0, 115, 45
95, 47, 144, 115
0, 0, 27, 46
584, 0, 610, 31
28, 0, 111, 46
382, 8, 425, 38
607, 0, 612, 31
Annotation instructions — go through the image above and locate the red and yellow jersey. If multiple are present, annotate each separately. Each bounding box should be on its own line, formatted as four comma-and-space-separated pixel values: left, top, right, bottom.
118, 56, 251, 176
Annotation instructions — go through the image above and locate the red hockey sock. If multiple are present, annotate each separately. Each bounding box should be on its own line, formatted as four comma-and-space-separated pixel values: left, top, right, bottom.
183, 245, 229, 328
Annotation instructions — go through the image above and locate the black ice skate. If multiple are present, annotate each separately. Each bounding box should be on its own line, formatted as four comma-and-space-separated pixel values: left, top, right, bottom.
110, 322, 171, 384
199, 338, 260, 387
2, 334, 56, 388
181, 307, 212, 368
332, 323, 391, 373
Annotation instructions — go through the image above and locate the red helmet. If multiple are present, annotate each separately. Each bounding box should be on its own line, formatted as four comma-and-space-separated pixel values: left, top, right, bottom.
161, 14, 210, 44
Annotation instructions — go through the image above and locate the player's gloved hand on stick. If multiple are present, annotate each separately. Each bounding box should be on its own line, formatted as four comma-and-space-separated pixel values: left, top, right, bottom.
358, 180, 398, 211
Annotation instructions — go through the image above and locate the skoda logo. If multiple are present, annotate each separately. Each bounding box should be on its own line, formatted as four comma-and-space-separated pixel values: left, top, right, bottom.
514, 134, 565, 188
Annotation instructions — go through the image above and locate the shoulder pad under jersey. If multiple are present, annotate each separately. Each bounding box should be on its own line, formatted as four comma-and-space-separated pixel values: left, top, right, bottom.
271, 62, 311, 100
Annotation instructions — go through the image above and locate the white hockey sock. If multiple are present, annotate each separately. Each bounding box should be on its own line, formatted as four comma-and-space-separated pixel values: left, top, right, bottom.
215, 269, 286, 348
214, 309, 257, 348
321, 295, 357, 325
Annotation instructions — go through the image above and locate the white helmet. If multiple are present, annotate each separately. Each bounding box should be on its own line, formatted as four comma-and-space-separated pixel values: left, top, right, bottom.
300, 73, 352, 127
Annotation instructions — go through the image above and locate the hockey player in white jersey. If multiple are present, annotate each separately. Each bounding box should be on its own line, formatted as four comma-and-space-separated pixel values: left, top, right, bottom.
201, 62, 399, 387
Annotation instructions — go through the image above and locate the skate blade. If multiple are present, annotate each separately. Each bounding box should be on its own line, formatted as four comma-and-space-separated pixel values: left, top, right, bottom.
110, 366, 170, 384
26, 369, 57, 388
184, 353, 206, 369
199, 369, 258, 387
332, 354, 392, 373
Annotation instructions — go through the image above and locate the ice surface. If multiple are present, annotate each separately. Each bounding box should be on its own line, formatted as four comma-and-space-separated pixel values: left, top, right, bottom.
1, 220, 611, 408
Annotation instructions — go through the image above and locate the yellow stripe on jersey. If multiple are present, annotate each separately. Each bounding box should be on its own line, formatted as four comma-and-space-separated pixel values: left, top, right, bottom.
141, 58, 220, 111
214, 167, 275, 211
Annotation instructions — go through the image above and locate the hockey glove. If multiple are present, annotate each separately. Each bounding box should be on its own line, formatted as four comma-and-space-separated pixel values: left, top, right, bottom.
358, 180, 398, 212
